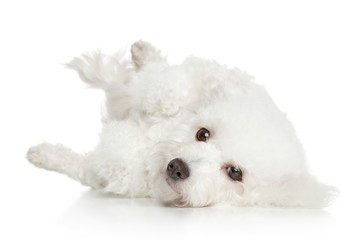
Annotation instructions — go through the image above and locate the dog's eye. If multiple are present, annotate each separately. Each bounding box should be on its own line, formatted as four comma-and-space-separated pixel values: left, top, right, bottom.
227, 166, 243, 181
196, 128, 210, 142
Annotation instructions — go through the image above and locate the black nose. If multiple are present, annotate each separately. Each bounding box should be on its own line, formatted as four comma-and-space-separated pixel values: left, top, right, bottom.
167, 158, 190, 180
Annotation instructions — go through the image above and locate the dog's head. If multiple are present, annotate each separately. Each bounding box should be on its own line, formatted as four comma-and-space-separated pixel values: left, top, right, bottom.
129, 41, 336, 207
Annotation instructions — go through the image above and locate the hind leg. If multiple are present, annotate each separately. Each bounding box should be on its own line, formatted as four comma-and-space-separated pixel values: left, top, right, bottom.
26, 142, 106, 189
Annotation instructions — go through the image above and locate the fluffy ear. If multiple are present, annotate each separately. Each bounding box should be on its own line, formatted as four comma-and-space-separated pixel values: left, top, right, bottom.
271, 173, 338, 208
131, 40, 167, 70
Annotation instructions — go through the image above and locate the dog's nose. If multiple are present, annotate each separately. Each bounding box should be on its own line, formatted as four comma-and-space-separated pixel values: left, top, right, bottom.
167, 158, 190, 180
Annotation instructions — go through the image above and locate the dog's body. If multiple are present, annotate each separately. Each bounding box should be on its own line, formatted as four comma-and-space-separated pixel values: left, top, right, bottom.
27, 41, 335, 207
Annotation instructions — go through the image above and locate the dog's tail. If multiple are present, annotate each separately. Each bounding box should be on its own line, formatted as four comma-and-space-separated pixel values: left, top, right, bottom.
66, 50, 130, 90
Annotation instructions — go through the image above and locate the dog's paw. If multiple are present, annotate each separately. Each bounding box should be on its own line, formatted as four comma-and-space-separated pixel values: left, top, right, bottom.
131, 40, 165, 69
27, 145, 45, 168
26, 142, 58, 170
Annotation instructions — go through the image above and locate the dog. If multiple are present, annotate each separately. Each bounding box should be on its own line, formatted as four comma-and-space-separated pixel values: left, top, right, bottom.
27, 40, 336, 207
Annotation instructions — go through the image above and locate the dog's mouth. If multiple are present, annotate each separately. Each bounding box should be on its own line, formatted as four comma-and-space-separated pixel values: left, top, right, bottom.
165, 177, 181, 194
165, 177, 190, 207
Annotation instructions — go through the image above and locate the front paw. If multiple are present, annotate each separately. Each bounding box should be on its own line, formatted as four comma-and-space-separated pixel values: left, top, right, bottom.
27, 144, 45, 168
26, 142, 56, 170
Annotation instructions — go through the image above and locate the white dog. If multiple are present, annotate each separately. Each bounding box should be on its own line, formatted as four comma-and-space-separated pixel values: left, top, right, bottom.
27, 41, 336, 207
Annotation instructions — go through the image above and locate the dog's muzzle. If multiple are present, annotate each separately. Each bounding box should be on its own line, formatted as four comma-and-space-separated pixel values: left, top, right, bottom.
167, 158, 190, 180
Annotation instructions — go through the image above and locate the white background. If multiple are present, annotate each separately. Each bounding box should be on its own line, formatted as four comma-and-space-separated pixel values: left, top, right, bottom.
1, 0, 359, 239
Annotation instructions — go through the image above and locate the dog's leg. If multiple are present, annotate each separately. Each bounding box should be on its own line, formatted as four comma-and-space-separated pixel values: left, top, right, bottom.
67, 50, 132, 120
131, 40, 167, 70
26, 142, 106, 189
66, 50, 129, 89
66, 41, 168, 121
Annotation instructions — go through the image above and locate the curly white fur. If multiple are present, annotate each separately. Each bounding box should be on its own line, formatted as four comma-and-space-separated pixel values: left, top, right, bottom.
27, 40, 336, 207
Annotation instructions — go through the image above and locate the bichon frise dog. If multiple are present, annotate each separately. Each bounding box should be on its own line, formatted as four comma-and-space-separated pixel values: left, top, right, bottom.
27, 41, 336, 207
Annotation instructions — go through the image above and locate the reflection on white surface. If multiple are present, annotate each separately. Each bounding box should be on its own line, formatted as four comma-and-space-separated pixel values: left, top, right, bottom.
60, 190, 336, 239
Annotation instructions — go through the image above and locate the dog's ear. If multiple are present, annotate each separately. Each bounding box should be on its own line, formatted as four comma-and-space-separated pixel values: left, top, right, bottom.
270, 173, 338, 208
131, 40, 168, 70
